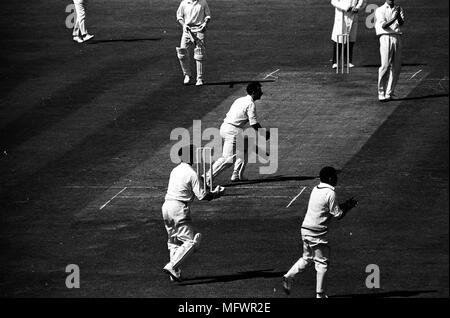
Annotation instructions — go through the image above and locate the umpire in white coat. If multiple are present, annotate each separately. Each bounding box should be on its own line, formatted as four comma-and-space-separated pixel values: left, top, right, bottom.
331, 0, 366, 68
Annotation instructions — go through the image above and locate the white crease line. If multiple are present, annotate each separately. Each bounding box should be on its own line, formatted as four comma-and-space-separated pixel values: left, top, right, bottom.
286, 186, 306, 208
99, 187, 127, 210
409, 69, 422, 80
264, 69, 280, 80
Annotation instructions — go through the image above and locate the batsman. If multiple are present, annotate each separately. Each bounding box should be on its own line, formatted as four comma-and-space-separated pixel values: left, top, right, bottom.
162, 145, 224, 282
176, 0, 211, 86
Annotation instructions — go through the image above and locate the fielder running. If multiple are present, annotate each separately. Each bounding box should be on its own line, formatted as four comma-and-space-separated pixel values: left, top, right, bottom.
282, 166, 357, 298
207, 82, 270, 182
162, 145, 224, 282
72, 0, 94, 43
375, 0, 405, 102
176, 0, 211, 86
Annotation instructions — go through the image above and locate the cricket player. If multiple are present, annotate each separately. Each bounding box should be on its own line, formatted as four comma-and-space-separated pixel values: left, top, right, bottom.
375, 0, 405, 102
72, 0, 94, 43
331, 0, 366, 69
282, 166, 357, 298
207, 82, 270, 182
176, 0, 211, 86
162, 145, 224, 282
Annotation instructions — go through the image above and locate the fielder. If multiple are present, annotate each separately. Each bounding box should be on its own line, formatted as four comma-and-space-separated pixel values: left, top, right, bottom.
331, 0, 366, 69
207, 82, 270, 182
176, 0, 211, 86
282, 166, 357, 298
162, 145, 224, 282
72, 0, 94, 43
375, 0, 405, 102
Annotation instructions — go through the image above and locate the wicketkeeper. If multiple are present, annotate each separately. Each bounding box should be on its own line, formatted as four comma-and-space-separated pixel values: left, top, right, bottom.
162, 145, 224, 282
176, 0, 211, 86
282, 166, 357, 298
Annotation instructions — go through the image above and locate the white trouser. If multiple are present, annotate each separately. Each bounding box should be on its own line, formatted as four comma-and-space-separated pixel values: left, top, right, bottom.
162, 200, 196, 268
178, 31, 206, 80
378, 34, 402, 98
73, 0, 88, 37
284, 233, 330, 294
210, 122, 246, 180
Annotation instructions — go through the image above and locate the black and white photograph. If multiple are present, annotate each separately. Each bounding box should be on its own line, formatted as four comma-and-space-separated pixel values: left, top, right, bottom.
0, 0, 448, 308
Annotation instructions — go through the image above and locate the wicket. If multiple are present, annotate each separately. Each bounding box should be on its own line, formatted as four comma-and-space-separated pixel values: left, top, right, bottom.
336, 34, 350, 74
196, 147, 213, 192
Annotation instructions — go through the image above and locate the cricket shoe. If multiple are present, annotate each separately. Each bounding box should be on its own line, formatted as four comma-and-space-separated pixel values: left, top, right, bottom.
332, 63, 337, 69
316, 292, 328, 298
196, 79, 204, 86
348, 63, 355, 68
73, 36, 84, 43
169, 268, 182, 282
183, 75, 191, 85
231, 172, 247, 182
163, 263, 181, 282
193, 233, 202, 246
82, 34, 94, 42
282, 276, 292, 295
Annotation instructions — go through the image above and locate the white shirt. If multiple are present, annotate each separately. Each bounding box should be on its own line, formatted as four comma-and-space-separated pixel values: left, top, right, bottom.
375, 3, 404, 36
177, 0, 211, 32
165, 162, 206, 202
223, 95, 258, 129
301, 183, 343, 236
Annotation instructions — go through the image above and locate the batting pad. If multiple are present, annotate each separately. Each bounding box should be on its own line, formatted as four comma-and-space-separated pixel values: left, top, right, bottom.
194, 47, 206, 61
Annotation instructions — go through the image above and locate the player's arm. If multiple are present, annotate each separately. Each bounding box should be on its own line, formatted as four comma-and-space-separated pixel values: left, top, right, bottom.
352, 0, 366, 13
248, 103, 270, 140
337, 197, 358, 220
192, 174, 224, 201
397, 6, 405, 25
177, 3, 189, 31
331, 0, 352, 12
380, 7, 401, 29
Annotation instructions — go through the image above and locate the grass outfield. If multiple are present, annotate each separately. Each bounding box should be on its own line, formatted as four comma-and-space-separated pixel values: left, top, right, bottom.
0, 0, 448, 297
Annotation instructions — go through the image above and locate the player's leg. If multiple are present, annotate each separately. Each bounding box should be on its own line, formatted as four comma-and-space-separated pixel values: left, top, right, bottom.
313, 243, 330, 298
193, 32, 206, 85
162, 201, 183, 281
378, 35, 391, 100
282, 238, 313, 294
231, 135, 248, 181
209, 123, 237, 179
386, 36, 402, 98
176, 32, 193, 84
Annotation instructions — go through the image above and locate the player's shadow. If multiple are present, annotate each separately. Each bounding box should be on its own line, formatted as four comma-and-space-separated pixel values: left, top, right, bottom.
87, 38, 162, 44
224, 175, 316, 187
331, 290, 437, 298
392, 93, 449, 101
360, 63, 425, 67
204, 79, 275, 88
179, 269, 284, 286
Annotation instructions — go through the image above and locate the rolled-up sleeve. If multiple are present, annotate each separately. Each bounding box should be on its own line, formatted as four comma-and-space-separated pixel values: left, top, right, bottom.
328, 192, 344, 218
176, 2, 184, 21
191, 173, 207, 200
204, 1, 211, 20
247, 102, 258, 126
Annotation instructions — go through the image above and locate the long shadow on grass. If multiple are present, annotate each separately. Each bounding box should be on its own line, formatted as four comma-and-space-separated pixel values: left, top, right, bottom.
204, 79, 275, 88
331, 290, 437, 298
87, 38, 162, 44
224, 175, 316, 187
179, 269, 284, 286
392, 93, 449, 102
360, 63, 426, 68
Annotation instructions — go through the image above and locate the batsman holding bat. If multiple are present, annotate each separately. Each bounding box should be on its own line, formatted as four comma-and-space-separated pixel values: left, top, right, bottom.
176, 0, 211, 86
162, 145, 224, 282
282, 166, 357, 298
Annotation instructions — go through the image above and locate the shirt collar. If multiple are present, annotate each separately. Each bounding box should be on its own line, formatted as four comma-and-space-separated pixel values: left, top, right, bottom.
317, 182, 335, 191
246, 94, 255, 102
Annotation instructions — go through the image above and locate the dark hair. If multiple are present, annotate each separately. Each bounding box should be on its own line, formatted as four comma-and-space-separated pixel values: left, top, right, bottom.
319, 166, 337, 183
178, 144, 195, 164
246, 81, 261, 95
